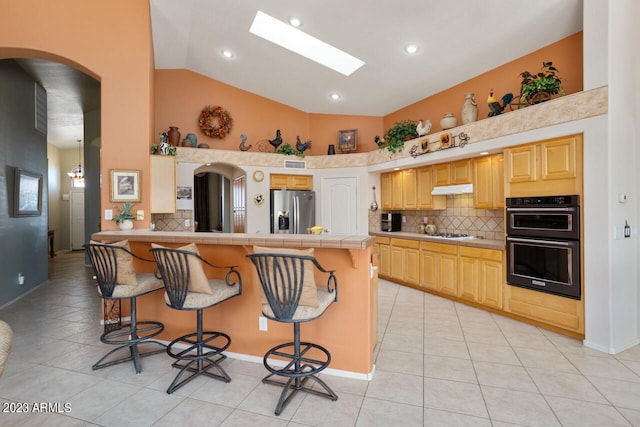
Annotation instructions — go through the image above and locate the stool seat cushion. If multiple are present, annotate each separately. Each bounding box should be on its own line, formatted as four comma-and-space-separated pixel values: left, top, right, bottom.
164, 278, 241, 310
261, 287, 334, 322
100, 273, 163, 298
252, 246, 318, 308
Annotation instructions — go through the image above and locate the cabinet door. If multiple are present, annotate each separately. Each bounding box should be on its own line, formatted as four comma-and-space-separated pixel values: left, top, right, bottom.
480, 260, 503, 309
419, 250, 437, 291
405, 247, 420, 285
505, 145, 536, 183
380, 173, 392, 210
270, 174, 290, 189
290, 175, 312, 190
451, 159, 473, 184
402, 169, 418, 209
418, 166, 446, 210
540, 137, 577, 181
492, 154, 505, 209
379, 244, 390, 277
458, 256, 479, 301
473, 156, 493, 209
150, 155, 176, 213
390, 245, 404, 281
391, 171, 403, 209
438, 253, 457, 296
433, 163, 451, 186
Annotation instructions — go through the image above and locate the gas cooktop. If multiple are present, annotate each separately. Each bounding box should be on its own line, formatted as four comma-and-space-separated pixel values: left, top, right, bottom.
428, 233, 476, 240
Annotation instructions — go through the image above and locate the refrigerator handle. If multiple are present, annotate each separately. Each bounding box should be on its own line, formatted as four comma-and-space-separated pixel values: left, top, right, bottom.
293, 196, 299, 234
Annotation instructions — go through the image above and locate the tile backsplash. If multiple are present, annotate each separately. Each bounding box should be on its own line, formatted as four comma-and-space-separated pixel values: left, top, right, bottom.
369, 194, 504, 240
151, 210, 193, 232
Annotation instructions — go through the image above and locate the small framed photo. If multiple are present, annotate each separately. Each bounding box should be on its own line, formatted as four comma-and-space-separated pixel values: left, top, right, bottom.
13, 168, 43, 217
111, 169, 140, 202
338, 129, 357, 152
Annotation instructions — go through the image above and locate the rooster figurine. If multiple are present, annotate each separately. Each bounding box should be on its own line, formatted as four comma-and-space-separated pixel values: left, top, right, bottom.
487, 89, 514, 117
269, 129, 283, 151
239, 134, 252, 151
295, 136, 312, 153
416, 119, 432, 136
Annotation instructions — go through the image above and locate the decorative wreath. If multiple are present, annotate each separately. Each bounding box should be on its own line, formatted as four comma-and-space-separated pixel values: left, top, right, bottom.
198, 105, 232, 139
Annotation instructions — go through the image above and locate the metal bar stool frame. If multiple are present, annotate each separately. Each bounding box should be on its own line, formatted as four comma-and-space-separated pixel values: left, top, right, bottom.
151, 247, 242, 394
86, 243, 166, 374
246, 253, 338, 416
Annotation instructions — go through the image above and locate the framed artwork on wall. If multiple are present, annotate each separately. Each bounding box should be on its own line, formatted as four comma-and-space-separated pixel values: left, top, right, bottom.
13, 168, 43, 217
338, 129, 357, 152
111, 169, 140, 202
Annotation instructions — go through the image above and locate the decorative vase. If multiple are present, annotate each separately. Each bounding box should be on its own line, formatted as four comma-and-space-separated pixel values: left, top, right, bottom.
461, 93, 478, 124
167, 126, 181, 146
185, 133, 197, 147
118, 219, 133, 231
425, 220, 437, 236
327, 144, 336, 155
440, 112, 457, 130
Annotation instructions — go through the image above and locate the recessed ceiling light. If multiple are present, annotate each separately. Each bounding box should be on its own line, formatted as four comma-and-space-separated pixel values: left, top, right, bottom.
250, 11, 365, 76
288, 16, 302, 27
404, 44, 418, 54
480, 151, 490, 155
330, 92, 341, 101
221, 49, 234, 59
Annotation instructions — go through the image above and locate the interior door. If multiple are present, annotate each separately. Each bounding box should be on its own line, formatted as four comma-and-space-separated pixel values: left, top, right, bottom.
232, 175, 246, 232
321, 176, 358, 234
70, 190, 85, 250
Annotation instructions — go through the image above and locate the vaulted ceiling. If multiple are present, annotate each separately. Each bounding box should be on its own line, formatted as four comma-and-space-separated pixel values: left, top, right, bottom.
17, 0, 583, 149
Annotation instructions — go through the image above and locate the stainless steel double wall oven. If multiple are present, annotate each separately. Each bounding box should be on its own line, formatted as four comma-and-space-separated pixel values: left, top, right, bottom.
506, 195, 581, 299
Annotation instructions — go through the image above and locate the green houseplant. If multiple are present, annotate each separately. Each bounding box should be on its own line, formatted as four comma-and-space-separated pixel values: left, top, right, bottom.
378, 120, 418, 154
519, 61, 564, 105
113, 202, 135, 230
275, 142, 305, 158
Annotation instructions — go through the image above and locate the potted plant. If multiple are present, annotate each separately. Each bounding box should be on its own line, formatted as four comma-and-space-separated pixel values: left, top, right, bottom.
275, 142, 305, 158
378, 120, 418, 154
113, 202, 135, 230
519, 61, 565, 105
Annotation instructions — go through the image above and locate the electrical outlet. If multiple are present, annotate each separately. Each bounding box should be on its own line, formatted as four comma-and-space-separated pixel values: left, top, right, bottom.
104, 209, 113, 220
259, 316, 268, 331
184, 219, 191, 227
17, 273, 24, 285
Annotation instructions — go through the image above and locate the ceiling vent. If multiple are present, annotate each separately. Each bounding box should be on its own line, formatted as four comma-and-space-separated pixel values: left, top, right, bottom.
284, 160, 307, 169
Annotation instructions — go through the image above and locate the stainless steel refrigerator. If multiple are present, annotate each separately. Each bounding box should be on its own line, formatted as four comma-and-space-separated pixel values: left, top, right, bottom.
270, 189, 316, 234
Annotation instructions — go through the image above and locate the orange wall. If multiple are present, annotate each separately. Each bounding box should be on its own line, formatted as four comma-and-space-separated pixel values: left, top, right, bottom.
1, 0, 155, 231
385, 32, 583, 132
155, 69, 384, 155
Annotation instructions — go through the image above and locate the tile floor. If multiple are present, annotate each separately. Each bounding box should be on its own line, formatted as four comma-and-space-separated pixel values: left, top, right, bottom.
1, 251, 640, 426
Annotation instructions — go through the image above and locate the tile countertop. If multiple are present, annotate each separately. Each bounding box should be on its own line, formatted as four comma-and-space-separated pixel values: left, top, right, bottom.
91, 230, 376, 250
370, 231, 505, 251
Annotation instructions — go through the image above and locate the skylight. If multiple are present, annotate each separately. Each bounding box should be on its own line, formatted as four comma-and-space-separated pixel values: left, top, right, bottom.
249, 10, 365, 76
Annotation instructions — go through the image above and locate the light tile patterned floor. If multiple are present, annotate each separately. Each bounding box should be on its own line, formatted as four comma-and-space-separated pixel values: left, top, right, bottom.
1, 251, 639, 426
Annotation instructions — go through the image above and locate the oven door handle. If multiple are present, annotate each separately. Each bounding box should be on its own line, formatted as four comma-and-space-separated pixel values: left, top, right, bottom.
506, 207, 576, 213
507, 237, 572, 247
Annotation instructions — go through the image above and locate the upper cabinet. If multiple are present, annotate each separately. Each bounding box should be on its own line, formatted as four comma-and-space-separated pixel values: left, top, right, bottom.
473, 153, 504, 210
417, 166, 446, 210
382, 167, 445, 210
505, 134, 582, 197
150, 155, 176, 213
270, 174, 313, 190
433, 159, 472, 186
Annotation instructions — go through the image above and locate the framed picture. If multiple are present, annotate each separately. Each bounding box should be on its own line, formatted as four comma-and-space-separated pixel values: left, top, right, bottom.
338, 129, 357, 152
13, 168, 43, 217
111, 169, 140, 202
439, 132, 452, 150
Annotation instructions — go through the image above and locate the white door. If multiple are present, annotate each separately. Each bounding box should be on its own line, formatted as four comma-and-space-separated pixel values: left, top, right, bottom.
321, 176, 358, 234
70, 190, 85, 250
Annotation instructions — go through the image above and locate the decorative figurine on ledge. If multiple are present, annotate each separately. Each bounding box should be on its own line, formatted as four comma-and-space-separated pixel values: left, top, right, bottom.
269, 129, 283, 151
416, 119, 432, 136
487, 89, 514, 117
295, 136, 312, 153
239, 134, 252, 151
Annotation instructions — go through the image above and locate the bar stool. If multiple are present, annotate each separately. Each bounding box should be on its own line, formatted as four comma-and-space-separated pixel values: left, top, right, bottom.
86, 241, 166, 374
0, 320, 13, 377
151, 243, 242, 394
247, 247, 338, 416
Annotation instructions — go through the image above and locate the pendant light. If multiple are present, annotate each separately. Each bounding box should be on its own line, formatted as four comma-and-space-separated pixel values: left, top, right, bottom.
67, 139, 84, 186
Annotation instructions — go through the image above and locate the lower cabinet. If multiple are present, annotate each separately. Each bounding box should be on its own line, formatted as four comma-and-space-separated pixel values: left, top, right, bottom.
390, 238, 419, 286
458, 246, 503, 309
419, 242, 458, 296
376, 237, 391, 277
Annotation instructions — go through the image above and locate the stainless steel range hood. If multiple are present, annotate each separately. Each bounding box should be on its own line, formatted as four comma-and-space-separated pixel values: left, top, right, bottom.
431, 183, 474, 195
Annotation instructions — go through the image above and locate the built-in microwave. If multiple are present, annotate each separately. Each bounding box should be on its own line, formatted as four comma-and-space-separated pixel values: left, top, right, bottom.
381, 212, 401, 232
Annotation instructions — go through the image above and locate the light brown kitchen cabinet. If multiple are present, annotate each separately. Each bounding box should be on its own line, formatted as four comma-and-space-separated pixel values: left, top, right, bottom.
433, 159, 472, 186
458, 246, 503, 309
473, 153, 504, 209
402, 169, 418, 210
417, 166, 446, 210
150, 155, 176, 213
380, 170, 417, 210
270, 174, 313, 190
505, 134, 582, 197
419, 241, 457, 296
376, 237, 391, 277
391, 171, 403, 209
390, 238, 419, 286
380, 173, 392, 210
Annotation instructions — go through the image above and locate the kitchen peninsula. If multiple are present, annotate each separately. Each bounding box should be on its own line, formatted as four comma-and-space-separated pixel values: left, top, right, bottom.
91, 230, 378, 378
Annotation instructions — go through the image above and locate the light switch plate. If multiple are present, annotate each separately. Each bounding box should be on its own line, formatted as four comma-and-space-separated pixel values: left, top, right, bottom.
136, 210, 144, 220
104, 209, 113, 220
